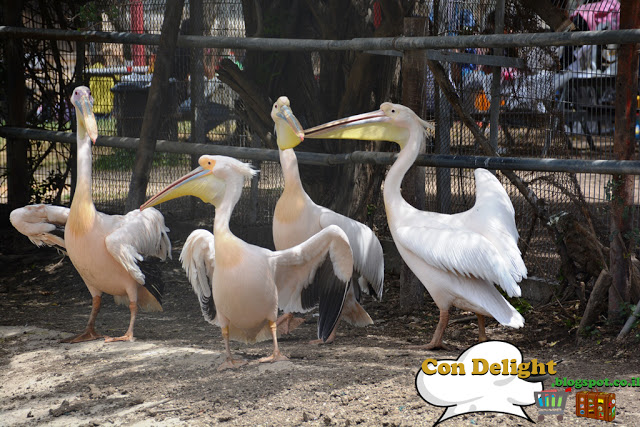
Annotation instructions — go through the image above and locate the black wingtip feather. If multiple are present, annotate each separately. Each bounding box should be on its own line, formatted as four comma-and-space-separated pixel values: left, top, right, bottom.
139, 260, 165, 305
200, 294, 216, 323
315, 258, 350, 342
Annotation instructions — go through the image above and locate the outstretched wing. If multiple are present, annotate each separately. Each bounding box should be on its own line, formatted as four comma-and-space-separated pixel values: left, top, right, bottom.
395, 220, 522, 297
319, 209, 384, 300
104, 208, 171, 285
460, 169, 527, 283
179, 229, 217, 324
272, 225, 353, 341
10, 204, 69, 250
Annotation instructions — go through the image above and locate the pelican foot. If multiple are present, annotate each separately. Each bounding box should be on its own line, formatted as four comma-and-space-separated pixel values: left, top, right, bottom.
276, 314, 305, 335
259, 351, 289, 363
104, 334, 135, 343
60, 330, 103, 343
309, 329, 336, 345
218, 357, 248, 371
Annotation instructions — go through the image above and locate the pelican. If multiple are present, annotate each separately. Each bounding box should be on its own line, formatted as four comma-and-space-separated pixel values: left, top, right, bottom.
303, 102, 527, 349
9, 86, 171, 343
140, 155, 353, 369
271, 96, 384, 344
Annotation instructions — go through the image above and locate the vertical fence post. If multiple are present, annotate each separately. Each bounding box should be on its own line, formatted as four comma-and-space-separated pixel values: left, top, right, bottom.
399, 16, 428, 310
4, 0, 29, 211
434, 0, 451, 214
489, 0, 505, 152
608, 0, 640, 319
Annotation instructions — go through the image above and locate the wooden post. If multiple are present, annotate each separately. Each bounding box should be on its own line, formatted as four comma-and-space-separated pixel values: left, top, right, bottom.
4, 0, 29, 211
433, 0, 451, 214
399, 17, 428, 311
489, 0, 505, 152
189, 0, 204, 218
125, 0, 185, 212
608, 0, 640, 319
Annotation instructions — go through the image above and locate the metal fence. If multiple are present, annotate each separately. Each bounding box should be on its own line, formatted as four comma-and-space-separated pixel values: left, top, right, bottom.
1, 0, 639, 284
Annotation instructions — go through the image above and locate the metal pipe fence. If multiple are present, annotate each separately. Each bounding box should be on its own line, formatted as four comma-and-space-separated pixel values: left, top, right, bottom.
2, 26, 640, 50
3, 127, 640, 174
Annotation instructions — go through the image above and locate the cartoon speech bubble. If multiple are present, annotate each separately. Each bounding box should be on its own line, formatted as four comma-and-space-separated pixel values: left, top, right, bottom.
415, 341, 545, 424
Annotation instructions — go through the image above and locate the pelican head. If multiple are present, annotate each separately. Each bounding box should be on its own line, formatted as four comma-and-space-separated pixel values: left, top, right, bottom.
70, 86, 98, 144
141, 155, 256, 210
304, 102, 434, 149
271, 96, 304, 150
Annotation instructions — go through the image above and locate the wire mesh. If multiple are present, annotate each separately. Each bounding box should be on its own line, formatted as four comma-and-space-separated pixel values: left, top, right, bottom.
1, 0, 638, 284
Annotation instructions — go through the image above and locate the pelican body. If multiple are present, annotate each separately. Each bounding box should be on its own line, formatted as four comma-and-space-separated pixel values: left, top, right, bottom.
141, 155, 353, 369
303, 102, 527, 349
10, 86, 171, 343
271, 97, 384, 343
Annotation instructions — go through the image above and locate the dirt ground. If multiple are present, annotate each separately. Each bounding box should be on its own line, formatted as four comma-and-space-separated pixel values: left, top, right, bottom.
2, 221, 640, 427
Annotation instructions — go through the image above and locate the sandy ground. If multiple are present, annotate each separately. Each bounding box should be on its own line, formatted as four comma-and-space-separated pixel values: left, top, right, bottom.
2, 224, 640, 427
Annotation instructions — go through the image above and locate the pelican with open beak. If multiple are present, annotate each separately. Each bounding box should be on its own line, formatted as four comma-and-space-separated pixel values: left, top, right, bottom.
141, 155, 354, 370
302, 103, 527, 350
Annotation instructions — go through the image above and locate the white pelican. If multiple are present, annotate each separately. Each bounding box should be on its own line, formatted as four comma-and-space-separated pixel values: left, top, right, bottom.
303, 102, 527, 349
140, 155, 353, 369
9, 86, 171, 343
271, 96, 384, 344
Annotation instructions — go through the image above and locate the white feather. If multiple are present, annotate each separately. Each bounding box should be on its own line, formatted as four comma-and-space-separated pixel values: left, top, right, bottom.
180, 229, 216, 324
104, 207, 171, 284
272, 225, 353, 313
10, 204, 69, 249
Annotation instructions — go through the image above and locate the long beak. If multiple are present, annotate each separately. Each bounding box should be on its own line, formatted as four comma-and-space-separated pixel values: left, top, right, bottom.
141, 166, 216, 210
76, 95, 98, 144
275, 105, 305, 150
304, 110, 408, 145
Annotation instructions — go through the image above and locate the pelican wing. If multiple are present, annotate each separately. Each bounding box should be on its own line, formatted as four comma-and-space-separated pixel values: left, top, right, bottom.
180, 229, 217, 324
395, 222, 522, 297
10, 204, 69, 250
272, 225, 353, 340
104, 208, 171, 285
319, 209, 385, 300
459, 169, 527, 282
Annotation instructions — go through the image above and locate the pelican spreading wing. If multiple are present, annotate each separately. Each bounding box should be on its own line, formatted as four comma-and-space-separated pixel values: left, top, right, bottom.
10, 86, 171, 343
142, 155, 353, 370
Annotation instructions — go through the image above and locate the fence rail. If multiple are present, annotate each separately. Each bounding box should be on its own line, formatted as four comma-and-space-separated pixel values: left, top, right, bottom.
3, 126, 640, 174
1, 26, 640, 50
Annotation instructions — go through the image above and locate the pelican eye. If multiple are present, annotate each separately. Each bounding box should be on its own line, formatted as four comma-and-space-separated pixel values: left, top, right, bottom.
391, 109, 396, 113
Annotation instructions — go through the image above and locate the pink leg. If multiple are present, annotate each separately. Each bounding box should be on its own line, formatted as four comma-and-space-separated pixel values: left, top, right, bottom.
259, 321, 289, 363
276, 312, 305, 335
412, 310, 453, 351
60, 295, 103, 343
105, 301, 137, 342
477, 314, 488, 342
218, 326, 248, 371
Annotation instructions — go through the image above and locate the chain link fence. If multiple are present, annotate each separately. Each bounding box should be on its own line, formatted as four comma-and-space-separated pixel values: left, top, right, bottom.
1, 0, 638, 282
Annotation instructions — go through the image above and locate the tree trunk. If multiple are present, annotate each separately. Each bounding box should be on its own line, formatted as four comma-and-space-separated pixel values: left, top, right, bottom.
125, 0, 185, 212
398, 17, 428, 311
4, 0, 29, 210
608, 0, 640, 319
218, 0, 406, 221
